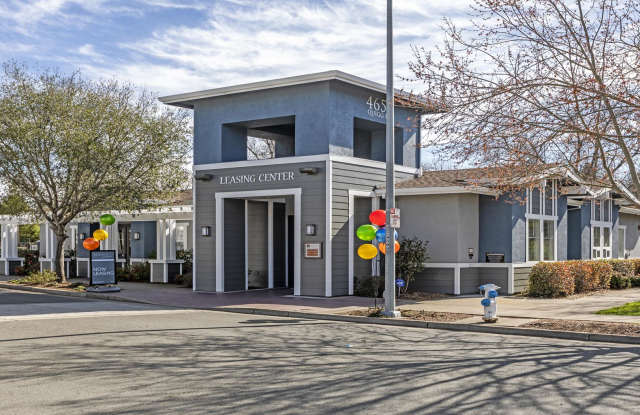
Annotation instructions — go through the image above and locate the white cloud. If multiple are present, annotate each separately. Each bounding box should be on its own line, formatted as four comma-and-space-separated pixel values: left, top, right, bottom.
110, 0, 473, 95
0, 0, 474, 96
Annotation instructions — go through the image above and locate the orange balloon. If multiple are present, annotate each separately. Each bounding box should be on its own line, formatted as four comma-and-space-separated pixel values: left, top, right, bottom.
378, 241, 400, 255
83, 237, 100, 251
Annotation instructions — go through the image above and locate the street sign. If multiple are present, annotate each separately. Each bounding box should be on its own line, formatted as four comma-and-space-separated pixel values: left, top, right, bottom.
90, 250, 116, 285
390, 207, 400, 228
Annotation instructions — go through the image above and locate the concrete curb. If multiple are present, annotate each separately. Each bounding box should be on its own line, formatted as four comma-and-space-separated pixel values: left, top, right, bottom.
2, 283, 639, 345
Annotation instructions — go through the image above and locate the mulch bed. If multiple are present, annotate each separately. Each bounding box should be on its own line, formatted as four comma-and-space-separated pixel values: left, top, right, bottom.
522, 319, 640, 336
345, 308, 473, 322
6, 281, 86, 291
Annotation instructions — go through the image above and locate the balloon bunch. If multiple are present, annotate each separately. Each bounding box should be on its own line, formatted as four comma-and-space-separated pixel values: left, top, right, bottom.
356, 209, 399, 260
82, 214, 115, 252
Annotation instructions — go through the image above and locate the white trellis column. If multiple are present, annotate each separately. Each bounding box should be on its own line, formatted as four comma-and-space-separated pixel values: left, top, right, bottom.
69, 224, 78, 253
1, 223, 20, 275
1, 224, 8, 259
166, 219, 177, 261
156, 219, 166, 261
1, 223, 18, 259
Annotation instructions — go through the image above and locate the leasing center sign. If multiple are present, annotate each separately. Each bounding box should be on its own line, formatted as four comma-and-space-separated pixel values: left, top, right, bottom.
218, 171, 295, 185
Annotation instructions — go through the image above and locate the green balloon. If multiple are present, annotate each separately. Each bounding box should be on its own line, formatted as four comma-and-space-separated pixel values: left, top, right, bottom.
356, 224, 378, 241
100, 214, 115, 226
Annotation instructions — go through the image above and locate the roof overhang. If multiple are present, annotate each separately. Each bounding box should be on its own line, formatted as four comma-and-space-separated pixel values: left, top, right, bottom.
159, 70, 432, 110
376, 186, 498, 197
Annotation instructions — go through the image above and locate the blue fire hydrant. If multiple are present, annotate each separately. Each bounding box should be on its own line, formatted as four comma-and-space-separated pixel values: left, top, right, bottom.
479, 283, 500, 323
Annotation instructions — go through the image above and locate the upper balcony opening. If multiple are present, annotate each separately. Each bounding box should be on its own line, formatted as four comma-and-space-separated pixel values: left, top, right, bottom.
353, 117, 403, 164
222, 116, 296, 162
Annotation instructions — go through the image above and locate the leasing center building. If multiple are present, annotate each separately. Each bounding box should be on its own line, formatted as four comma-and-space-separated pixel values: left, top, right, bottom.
161, 70, 640, 297
161, 71, 424, 296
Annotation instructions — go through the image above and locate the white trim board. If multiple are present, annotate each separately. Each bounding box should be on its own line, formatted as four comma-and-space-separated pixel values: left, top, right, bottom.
215, 188, 302, 296
378, 186, 498, 197
325, 158, 333, 296
193, 154, 419, 175
348, 189, 376, 296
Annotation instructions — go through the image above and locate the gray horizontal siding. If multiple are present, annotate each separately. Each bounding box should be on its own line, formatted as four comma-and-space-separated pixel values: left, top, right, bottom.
460, 267, 509, 295
331, 160, 415, 296
411, 268, 454, 294
514, 267, 531, 293
195, 161, 327, 296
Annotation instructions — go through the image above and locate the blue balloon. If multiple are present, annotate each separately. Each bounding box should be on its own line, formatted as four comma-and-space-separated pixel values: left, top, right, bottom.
481, 298, 491, 307
375, 228, 398, 244
488, 290, 498, 298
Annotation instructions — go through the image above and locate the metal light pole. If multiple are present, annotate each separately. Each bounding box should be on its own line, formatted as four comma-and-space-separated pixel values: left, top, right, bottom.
383, 0, 400, 318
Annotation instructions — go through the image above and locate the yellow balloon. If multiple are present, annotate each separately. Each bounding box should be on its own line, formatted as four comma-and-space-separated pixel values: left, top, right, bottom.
357, 243, 378, 260
93, 229, 108, 241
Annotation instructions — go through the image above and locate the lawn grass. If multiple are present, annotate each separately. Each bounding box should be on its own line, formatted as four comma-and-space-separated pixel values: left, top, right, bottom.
596, 301, 640, 316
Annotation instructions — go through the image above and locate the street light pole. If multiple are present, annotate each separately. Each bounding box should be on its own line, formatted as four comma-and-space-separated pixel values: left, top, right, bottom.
383, 0, 400, 318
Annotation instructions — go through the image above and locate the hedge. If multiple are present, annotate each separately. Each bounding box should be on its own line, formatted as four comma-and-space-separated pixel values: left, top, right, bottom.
528, 259, 640, 297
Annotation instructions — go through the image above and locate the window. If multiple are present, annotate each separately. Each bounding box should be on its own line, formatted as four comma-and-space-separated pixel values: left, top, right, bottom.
591, 196, 613, 259
526, 179, 557, 262
176, 224, 187, 251
528, 219, 540, 261
618, 226, 626, 258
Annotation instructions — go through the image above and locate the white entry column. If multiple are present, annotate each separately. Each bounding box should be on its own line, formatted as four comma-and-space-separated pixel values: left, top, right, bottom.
152, 219, 179, 283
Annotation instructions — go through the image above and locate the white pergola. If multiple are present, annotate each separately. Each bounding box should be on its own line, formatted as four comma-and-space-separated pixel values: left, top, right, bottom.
0, 205, 192, 282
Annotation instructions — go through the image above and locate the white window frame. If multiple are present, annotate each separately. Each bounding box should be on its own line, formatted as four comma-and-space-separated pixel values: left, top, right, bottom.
525, 179, 558, 262
591, 196, 613, 259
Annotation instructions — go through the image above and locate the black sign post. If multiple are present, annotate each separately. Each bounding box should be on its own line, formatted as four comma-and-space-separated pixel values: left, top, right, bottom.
87, 250, 120, 292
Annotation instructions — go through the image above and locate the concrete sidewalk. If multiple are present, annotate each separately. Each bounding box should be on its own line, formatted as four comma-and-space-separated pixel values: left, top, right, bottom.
9, 280, 640, 324
99, 282, 640, 324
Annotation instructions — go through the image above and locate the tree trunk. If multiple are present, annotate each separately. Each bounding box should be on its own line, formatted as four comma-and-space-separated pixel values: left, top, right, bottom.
54, 232, 68, 283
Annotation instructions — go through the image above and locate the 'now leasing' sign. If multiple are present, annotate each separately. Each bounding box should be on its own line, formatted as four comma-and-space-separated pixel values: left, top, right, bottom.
219, 171, 295, 185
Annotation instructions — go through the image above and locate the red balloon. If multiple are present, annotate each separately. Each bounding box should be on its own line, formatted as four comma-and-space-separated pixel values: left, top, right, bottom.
369, 209, 386, 226
378, 241, 400, 255
83, 237, 100, 251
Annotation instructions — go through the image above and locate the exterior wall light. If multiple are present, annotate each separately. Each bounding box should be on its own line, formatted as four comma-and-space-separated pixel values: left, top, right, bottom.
195, 173, 214, 181
201, 226, 211, 237
299, 167, 318, 175
305, 224, 317, 236
468, 248, 474, 259
133, 232, 141, 240
79, 233, 86, 240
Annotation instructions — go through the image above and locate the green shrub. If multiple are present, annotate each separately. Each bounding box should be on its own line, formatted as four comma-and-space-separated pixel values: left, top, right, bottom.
129, 263, 150, 282
177, 249, 193, 274
590, 260, 614, 289
528, 262, 574, 297
631, 276, 640, 288
175, 273, 192, 287
395, 237, 430, 294
610, 272, 632, 289
354, 275, 383, 298
606, 259, 634, 278
629, 259, 640, 276
11, 270, 58, 285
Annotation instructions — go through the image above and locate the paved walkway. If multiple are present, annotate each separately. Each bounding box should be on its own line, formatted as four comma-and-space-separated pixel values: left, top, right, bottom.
86, 281, 375, 314
68, 281, 640, 325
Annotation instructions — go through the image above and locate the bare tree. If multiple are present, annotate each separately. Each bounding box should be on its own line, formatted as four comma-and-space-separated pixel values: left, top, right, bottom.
247, 136, 275, 160
409, 0, 640, 203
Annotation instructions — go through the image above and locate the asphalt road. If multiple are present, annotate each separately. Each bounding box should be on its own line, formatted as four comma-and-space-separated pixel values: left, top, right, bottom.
1, 289, 639, 415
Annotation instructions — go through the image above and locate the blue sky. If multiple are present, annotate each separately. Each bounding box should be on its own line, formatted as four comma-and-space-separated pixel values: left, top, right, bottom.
0, 0, 472, 96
